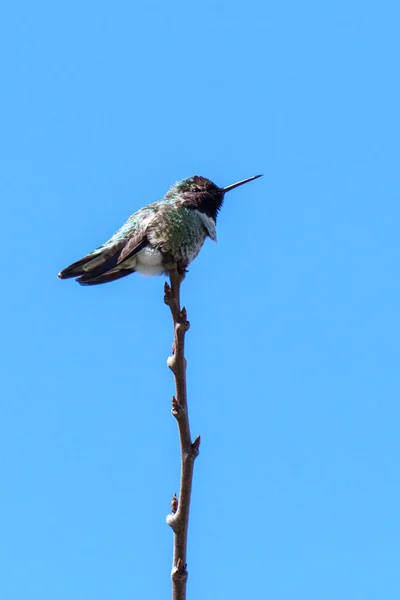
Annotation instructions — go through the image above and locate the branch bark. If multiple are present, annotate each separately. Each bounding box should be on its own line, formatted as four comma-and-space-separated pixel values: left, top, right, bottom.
164, 267, 200, 600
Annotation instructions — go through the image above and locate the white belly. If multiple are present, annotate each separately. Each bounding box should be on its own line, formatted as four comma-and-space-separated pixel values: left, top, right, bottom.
135, 246, 164, 276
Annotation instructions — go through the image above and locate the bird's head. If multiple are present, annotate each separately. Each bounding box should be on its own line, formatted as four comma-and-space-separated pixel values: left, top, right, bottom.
166, 174, 262, 220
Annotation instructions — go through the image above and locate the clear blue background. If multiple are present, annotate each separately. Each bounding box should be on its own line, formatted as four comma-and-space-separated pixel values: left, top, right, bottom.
1, 1, 399, 598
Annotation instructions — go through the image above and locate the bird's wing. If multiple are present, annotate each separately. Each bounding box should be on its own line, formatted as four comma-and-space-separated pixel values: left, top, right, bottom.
58, 212, 152, 281
58, 232, 148, 281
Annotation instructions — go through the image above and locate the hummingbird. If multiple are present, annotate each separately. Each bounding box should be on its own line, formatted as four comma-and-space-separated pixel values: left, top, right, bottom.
58, 174, 262, 285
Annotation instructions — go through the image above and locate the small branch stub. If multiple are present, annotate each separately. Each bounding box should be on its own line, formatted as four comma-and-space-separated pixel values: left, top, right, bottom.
164, 281, 172, 298
171, 396, 183, 417
174, 558, 187, 576
172, 558, 188, 588
180, 307, 189, 324
171, 493, 179, 514
192, 435, 201, 454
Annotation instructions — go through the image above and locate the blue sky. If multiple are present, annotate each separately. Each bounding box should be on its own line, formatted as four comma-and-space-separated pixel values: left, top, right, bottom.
1, 1, 399, 598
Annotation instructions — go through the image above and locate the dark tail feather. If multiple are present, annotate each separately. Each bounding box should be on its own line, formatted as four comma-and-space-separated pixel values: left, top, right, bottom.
58, 246, 125, 281
58, 234, 148, 282
77, 269, 135, 286
58, 255, 99, 279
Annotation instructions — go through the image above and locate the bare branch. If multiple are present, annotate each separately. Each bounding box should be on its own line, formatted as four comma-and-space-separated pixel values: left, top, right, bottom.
164, 267, 200, 600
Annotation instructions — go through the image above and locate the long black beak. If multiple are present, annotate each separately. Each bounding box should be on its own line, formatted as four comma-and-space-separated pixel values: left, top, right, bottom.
222, 174, 263, 193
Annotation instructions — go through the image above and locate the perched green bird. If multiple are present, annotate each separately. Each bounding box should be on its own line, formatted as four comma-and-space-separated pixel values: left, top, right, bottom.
58, 174, 262, 285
